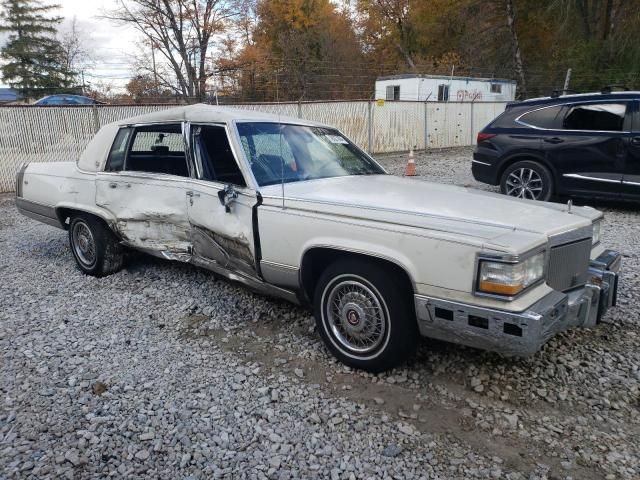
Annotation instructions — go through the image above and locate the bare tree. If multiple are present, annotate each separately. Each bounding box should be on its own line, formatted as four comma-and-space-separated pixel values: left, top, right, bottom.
104, 0, 239, 100
58, 16, 94, 92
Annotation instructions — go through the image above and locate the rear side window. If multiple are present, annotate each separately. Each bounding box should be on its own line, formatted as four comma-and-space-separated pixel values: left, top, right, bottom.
518, 105, 565, 129
105, 128, 132, 172
563, 103, 627, 131
125, 124, 190, 177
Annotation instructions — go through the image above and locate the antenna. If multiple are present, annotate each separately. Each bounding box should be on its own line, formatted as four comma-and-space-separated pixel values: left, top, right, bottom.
275, 69, 285, 210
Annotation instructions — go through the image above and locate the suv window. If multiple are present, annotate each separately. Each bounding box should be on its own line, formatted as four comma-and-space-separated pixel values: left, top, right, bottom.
563, 103, 627, 131
105, 127, 132, 172
125, 124, 189, 177
519, 105, 565, 129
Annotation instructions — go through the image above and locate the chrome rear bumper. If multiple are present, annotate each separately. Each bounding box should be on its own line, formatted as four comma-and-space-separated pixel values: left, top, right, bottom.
414, 249, 621, 356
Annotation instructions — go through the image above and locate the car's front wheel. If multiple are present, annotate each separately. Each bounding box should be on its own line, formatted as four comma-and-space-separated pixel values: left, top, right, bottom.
314, 259, 418, 372
500, 160, 553, 201
69, 214, 124, 276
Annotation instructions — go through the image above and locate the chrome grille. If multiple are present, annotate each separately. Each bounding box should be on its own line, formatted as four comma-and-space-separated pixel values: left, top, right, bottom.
547, 238, 592, 291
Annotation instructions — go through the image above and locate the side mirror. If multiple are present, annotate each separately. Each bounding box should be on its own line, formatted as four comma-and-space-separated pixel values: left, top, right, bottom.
217, 184, 238, 213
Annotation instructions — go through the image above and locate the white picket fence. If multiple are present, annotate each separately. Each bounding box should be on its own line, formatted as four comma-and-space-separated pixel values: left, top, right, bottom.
0, 100, 506, 193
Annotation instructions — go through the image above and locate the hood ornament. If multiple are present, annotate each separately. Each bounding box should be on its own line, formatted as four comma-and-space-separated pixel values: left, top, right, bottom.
567, 199, 572, 213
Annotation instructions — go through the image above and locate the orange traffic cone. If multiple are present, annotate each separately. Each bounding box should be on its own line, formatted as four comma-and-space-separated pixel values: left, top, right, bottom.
404, 148, 417, 176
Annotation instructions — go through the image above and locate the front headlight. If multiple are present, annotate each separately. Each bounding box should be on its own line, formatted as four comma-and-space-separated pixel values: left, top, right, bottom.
477, 252, 545, 297
592, 219, 601, 245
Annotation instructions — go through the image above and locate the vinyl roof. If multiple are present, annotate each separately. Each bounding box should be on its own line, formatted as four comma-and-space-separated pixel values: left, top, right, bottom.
115, 103, 326, 127
78, 103, 329, 173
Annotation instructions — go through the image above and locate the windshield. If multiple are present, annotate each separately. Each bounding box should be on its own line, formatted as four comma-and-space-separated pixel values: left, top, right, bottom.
236, 122, 385, 186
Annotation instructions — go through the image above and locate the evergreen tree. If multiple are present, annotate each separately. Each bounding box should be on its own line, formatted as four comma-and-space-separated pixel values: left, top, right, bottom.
0, 0, 72, 98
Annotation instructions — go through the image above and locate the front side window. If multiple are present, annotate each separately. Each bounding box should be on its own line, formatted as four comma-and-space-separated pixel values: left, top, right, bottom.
125, 124, 189, 177
192, 125, 246, 186
563, 103, 627, 131
237, 122, 385, 187
518, 105, 565, 129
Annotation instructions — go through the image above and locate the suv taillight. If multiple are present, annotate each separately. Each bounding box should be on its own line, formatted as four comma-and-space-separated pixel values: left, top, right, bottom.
477, 132, 496, 144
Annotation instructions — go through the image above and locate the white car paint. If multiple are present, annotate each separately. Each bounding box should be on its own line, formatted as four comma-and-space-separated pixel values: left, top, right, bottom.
15, 104, 615, 357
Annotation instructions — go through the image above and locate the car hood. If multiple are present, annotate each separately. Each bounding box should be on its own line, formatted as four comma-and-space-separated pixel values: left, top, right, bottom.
259, 175, 599, 250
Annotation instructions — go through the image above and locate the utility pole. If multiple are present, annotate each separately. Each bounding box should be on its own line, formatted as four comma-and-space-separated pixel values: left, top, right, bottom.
563, 68, 572, 93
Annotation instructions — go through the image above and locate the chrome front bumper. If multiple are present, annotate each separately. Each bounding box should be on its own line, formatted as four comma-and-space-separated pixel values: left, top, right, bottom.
414, 249, 621, 356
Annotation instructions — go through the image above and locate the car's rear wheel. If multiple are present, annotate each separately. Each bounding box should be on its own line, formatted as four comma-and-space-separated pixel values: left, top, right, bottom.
313, 259, 418, 372
69, 214, 124, 276
500, 160, 553, 201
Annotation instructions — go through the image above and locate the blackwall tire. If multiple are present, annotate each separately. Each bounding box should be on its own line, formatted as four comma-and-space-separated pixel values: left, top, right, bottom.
313, 259, 418, 372
500, 160, 553, 202
68, 214, 124, 277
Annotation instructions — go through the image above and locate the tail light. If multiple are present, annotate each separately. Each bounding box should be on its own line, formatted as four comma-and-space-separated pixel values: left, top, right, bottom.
477, 132, 496, 144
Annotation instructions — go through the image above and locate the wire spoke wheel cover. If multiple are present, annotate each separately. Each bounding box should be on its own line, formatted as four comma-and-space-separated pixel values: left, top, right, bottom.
505, 167, 544, 200
322, 275, 390, 357
72, 221, 97, 267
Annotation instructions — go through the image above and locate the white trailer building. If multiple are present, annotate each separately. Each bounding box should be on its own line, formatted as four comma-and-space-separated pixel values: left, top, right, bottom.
375, 74, 516, 102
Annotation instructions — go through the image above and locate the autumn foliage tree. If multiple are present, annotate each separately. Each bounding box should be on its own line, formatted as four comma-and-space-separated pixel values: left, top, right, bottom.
221, 0, 366, 101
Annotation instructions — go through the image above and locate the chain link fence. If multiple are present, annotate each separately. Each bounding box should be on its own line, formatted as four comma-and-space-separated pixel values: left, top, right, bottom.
0, 101, 506, 193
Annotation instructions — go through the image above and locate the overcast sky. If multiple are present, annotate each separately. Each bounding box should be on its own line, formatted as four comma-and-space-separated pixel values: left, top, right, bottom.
1, 0, 140, 90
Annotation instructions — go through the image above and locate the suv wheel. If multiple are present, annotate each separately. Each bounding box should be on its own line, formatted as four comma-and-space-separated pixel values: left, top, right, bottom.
314, 259, 418, 372
500, 160, 553, 201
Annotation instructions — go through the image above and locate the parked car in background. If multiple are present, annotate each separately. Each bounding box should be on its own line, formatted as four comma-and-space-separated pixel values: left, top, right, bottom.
472, 90, 640, 202
15, 105, 621, 372
34, 94, 105, 106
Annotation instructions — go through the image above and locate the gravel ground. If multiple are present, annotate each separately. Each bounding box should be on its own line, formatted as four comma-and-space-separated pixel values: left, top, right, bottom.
1, 147, 639, 480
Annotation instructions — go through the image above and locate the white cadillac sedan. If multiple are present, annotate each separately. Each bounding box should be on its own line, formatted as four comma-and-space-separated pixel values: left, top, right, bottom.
15, 104, 621, 372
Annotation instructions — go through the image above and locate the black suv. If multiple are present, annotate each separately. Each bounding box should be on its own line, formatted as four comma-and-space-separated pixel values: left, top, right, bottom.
472, 90, 640, 202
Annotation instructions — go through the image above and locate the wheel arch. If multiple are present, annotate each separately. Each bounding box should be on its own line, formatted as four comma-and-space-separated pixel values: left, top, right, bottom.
299, 247, 416, 307
55, 205, 117, 233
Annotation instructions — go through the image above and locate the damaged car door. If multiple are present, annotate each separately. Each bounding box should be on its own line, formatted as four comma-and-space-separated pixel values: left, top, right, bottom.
95, 123, 192, 257
186, 123, 259, 276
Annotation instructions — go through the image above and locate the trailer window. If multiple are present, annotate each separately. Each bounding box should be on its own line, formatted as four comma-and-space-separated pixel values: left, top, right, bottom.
438, 84, 449, 102
386, 85, 400, 101
490, 83, 502, 94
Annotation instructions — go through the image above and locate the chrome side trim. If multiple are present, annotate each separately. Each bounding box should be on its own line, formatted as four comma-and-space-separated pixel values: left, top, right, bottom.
192, 256, 300, 304
260, 260, 300, 289
472, 159, 492, 166
622, 179, 640, 186
563, 173, 622, 184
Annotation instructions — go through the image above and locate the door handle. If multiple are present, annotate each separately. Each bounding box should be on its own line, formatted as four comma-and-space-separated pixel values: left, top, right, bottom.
544, 137, 564, 144
632, 137, 640, 145
186, 191, 200, 198
109, 182, 117, 189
